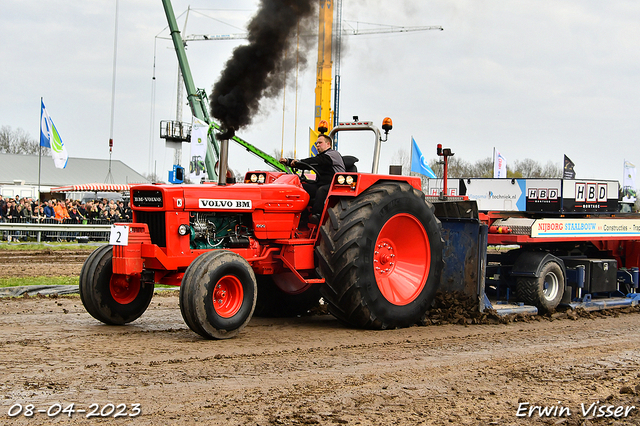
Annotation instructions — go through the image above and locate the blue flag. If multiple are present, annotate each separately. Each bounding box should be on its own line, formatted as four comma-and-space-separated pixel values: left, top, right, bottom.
411, 138, 437, 178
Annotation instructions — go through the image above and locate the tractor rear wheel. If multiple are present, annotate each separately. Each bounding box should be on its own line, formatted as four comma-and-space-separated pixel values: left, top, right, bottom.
179, 250, 257, 339
254, 273, 321, 317
316, 181, 443, 329
79, 245, 154, 325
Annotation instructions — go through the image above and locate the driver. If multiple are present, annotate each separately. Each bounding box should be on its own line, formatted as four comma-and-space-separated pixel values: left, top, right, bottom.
280, 134, 345, 224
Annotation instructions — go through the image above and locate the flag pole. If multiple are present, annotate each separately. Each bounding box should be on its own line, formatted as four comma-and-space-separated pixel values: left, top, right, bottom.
38, 97, 42, 202
493, 147, 497, 178
410, 137, 413, 176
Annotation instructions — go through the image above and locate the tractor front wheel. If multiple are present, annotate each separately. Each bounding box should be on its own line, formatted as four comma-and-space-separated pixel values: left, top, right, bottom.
179, 250, 257, 339
79, 245, 154, 325
316, 182, 443, 329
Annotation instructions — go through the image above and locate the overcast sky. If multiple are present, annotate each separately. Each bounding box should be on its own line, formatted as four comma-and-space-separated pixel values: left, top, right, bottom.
2, 1, 639, 183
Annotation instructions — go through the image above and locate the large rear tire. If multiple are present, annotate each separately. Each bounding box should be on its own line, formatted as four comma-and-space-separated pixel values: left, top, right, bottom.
253, 273, 321, 317
516, 260, 564, 314
179, 250, 257, 339
316, 182, 443, 329
79, 245, 154, 325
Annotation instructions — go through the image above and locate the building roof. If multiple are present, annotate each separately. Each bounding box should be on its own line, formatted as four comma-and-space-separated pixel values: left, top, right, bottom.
0, 153, 149, 187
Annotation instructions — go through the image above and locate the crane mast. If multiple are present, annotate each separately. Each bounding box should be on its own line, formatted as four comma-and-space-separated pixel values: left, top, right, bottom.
333, 0, 343, 147
311, 0, 334, 156
161, 0, 219, 180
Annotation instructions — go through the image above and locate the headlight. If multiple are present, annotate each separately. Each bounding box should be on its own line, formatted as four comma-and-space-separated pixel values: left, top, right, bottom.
346, 175, 354, 185
250, 174, 258, 183
337, 175, 345, 185
178, 224, 189, 236
257, 174, 265, 183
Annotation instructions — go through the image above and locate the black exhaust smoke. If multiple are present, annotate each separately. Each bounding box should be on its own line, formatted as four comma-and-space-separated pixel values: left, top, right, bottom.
210, 0, 316, 134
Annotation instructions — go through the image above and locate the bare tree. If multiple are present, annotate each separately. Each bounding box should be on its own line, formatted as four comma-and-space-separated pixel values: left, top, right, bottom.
540, 161, 562, 178
428, 156, 470, 178
390, 149, 411, 174
421, 154, 561, 179
512, 158, 541, 177
0, 125, 46, 155
467, 157, 494, 178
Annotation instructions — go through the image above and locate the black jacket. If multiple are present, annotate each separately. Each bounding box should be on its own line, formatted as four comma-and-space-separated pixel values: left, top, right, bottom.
296, 149, 345, 186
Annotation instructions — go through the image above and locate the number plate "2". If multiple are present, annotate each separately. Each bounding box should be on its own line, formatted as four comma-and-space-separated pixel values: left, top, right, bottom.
109, 225, 129, 246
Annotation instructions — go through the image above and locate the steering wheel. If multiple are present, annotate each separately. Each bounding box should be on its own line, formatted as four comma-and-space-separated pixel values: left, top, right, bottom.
288, 161, 320, 183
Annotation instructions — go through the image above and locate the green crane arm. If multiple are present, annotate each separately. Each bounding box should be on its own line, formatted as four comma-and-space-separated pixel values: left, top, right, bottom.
161, 0, 287, 178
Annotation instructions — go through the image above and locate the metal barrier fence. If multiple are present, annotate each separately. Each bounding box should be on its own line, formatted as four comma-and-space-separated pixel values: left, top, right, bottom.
0, 218, 122, 242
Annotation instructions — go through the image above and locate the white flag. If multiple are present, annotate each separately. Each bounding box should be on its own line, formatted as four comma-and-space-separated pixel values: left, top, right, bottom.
189, 117, 209, 182
623, 160, 636, 189
623, 160, 636, 202
40, 99, 68, 169
493, 148, 507, 178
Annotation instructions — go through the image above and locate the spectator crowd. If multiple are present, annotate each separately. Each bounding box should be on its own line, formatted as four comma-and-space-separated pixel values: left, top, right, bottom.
0, 194, 132, 224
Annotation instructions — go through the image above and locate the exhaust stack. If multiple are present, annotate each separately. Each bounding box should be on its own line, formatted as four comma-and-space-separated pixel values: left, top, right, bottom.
217, 128, 234, 185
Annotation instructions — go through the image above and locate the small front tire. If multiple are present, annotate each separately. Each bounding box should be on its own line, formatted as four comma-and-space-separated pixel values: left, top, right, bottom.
79, 245, 154, 325
179, 250, 257, 339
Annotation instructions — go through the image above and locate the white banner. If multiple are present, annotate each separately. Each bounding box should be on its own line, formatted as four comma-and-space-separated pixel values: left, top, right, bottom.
493, 148, 507, 178
189, 117, 209, 183
623, 160, 636, 189
622, 160, 636, 203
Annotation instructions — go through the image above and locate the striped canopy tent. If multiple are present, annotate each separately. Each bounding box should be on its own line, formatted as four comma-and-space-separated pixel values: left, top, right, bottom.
50, 183, 132, 193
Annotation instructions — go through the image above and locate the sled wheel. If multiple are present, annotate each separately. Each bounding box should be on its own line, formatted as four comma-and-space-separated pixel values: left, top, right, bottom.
179, 250, 257, 339
316, 181, 443, 329
253, 273, 321, 317
79, 245, 154, 325
517, 260, 564, 314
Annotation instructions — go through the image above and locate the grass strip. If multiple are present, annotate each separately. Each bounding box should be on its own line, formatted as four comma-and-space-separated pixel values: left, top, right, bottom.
0, 242, 99, 251
0, 276, 79, 288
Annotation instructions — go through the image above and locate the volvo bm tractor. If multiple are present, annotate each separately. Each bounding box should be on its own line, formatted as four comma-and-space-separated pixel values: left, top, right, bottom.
79, 119, 449, 339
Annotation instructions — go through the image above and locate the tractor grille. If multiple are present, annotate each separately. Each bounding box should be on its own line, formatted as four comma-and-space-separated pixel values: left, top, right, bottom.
135, 211, 166, 247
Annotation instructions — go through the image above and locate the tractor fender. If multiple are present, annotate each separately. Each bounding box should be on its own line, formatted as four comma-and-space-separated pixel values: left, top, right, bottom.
327, 175, 423, 199
510, 251, 565, 279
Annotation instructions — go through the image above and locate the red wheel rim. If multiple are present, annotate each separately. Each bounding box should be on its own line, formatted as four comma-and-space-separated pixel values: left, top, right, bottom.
110, 274, 141, 304
373, 213, 430, 306
213, 275, 244, 318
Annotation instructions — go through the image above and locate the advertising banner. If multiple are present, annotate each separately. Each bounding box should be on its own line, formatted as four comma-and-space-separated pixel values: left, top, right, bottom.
189, 118, 209, 183
531, 218, 640, 238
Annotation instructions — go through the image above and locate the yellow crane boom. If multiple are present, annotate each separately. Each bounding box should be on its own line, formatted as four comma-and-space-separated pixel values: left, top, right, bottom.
309, 0, 334, 156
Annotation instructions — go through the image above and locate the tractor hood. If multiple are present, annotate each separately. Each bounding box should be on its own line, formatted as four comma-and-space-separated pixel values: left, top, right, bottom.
130, 174, 309, 214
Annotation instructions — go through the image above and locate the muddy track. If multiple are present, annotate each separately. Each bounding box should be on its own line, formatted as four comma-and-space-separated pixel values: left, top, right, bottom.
0, 294, 639, 425
1, 249, 639, 425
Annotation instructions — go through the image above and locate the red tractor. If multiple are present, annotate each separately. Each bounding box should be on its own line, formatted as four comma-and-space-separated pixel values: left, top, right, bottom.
79, 119, 445, 339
